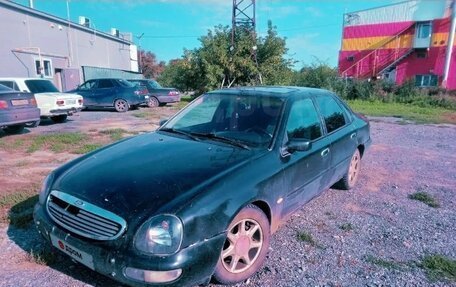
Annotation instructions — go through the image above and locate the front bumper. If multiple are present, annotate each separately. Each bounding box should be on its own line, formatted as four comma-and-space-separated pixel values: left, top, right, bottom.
33, 203, 224, 287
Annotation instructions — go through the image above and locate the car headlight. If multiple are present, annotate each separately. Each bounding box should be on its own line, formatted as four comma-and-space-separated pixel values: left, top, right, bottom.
134, 215, 183, 255
38, 173, 54, 205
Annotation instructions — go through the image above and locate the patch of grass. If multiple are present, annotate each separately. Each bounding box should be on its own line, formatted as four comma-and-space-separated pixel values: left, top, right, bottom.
408, 192, 440, 208
132, 112, 147, 118
27, 133, 87, 153
0, 185, 39, 227
365, 255, 404, 270
347, 100, 456, 124
99, 128, 128, 141
296, 231, 317, 246
28, 246, 58, 265
339, 223, 354, 231
74, 143, 103, 154
422, 254, 456, 282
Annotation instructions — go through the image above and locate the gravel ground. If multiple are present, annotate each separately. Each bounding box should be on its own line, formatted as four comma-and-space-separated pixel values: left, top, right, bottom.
0, 111, 455, 287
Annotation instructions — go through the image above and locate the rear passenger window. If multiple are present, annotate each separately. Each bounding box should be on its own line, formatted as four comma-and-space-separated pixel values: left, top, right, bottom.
98, 79, 114, 88
0, 81, 19, 91
286, 98, 322, 141
315, 95, 347, 133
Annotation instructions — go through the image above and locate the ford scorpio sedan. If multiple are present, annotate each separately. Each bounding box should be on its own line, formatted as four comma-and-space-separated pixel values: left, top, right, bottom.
34, 86, 371, 287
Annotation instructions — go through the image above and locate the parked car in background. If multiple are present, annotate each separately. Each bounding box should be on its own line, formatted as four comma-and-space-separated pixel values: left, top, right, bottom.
0, 78, 83, 123
34, 86, 371, 287
70, 78, 149, 112
128, 79, 180, 107
0, 84, 40, 134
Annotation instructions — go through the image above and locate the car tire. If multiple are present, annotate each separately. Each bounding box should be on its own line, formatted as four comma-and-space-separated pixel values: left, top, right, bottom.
337, 148, 361, 190
213, 204, 270, 285
114, 99, 129, 112
50, 115, 68, 123
4, 124, 25, 134
147, 97, 159, 108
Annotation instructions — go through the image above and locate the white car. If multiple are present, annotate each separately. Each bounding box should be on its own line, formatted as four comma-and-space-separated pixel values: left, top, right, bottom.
0, 78, 83, 123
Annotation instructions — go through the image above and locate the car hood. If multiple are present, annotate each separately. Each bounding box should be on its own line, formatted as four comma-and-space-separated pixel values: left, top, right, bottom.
52, 132, 257, 222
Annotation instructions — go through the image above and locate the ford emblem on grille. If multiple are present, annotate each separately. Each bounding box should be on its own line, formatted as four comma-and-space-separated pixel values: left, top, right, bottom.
74, 200, 84, 206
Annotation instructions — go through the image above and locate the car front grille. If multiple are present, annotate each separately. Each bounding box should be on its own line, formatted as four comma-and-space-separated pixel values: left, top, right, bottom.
46, 190, 127, 240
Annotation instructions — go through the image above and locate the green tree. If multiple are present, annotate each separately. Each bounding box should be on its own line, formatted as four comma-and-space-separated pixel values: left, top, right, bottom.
158, 22, 293, 94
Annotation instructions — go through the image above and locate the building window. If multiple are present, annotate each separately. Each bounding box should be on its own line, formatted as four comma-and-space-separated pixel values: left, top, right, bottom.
416, 50, 427, 58
417, 22, 432, 39
35, 59, 52, 77
415, 75, 438, 87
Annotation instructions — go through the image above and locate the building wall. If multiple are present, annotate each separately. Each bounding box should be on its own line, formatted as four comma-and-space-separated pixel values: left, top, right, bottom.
0, 2, 137, 91
339, 0, 456, 89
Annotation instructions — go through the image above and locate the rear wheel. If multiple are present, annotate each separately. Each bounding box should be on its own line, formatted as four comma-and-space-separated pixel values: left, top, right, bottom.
337, 149, 361, 190
50, 115, 67, 123
213, 204, 270, 285
147, 97, 159, 108
114, 99, 129, 112
4, 124, 25, 134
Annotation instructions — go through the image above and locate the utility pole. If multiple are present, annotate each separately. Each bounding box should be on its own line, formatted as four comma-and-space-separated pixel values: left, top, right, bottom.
136, 33, 144, 73
230, 0, 262, 86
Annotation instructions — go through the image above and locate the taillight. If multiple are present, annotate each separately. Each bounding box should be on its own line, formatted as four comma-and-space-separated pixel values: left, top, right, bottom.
30, 98, 37, 106
56, 100, 65, 106
0, 100, 8, 109
78, 98, 83, 105
135, 88, 148, 96
168, 91, 179, 96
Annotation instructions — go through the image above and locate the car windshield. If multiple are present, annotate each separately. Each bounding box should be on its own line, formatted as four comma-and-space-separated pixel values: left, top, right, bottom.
161, 93, 284, 148
25, 79, 59, 93
117, 79, 135, 87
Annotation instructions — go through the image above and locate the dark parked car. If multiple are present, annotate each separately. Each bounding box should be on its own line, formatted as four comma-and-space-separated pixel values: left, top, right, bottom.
0, 84, 40, 134
128, 79, 180, 107
34, 86, 371, 287
70, 78, 149, 112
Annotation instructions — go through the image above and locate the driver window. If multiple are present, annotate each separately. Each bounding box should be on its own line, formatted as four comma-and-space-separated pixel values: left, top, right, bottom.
79, 80, 96, 90
286, 98, 322, 141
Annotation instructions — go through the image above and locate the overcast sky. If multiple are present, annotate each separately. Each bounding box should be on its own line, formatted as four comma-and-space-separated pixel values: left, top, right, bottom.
15, 0, 398, 68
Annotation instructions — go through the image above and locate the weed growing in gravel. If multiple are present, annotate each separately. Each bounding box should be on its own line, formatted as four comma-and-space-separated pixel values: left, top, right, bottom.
365, 255, 404, 270
408, 192, 440, 208
28, 246, 58, 265
339, 223, 354, 231
297, 231, 317, 246
99, 128, 129, 141
27, 133, 87, 153
75, 143, 103, 154
132, 112, 148, 118
422, 254, 456, 282
0, 185, 39, 227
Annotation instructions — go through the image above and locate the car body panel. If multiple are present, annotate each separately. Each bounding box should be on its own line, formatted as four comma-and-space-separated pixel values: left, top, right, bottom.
0, 85, 40, 129
34, 86, 371, 287
0, 78, 83, 118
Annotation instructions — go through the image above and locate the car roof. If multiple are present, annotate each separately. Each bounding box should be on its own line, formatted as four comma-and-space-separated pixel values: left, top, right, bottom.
208, 86, 331, 98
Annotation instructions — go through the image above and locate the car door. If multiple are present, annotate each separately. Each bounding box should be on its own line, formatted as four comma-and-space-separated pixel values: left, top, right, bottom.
94, 79, 116, 106
280, 97, 331, 217
75, 80, 97, 106
314, 92, 357, 185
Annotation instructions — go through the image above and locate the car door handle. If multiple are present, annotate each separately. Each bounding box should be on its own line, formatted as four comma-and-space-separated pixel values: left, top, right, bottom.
321, 148, 330, 157
350, 133, 357, 139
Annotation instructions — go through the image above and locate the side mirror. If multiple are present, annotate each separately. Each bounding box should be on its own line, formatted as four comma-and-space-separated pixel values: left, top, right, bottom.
287, 139, 311, 153
159, 118, 168, 126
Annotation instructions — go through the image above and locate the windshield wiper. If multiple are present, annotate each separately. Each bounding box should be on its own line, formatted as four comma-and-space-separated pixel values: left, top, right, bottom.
190, 132, 250, 150
160, 128, 200, 141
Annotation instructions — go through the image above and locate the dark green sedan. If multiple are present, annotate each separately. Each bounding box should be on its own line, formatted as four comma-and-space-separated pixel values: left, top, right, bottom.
34, 86, 371, 287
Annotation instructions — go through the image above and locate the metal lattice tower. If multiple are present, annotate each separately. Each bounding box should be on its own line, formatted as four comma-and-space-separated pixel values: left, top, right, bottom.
231, 0, 262, 84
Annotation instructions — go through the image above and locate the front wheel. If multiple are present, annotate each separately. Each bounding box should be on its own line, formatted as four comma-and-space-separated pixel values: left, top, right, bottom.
114, 99, 129, 112
213, 204, 270, 285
